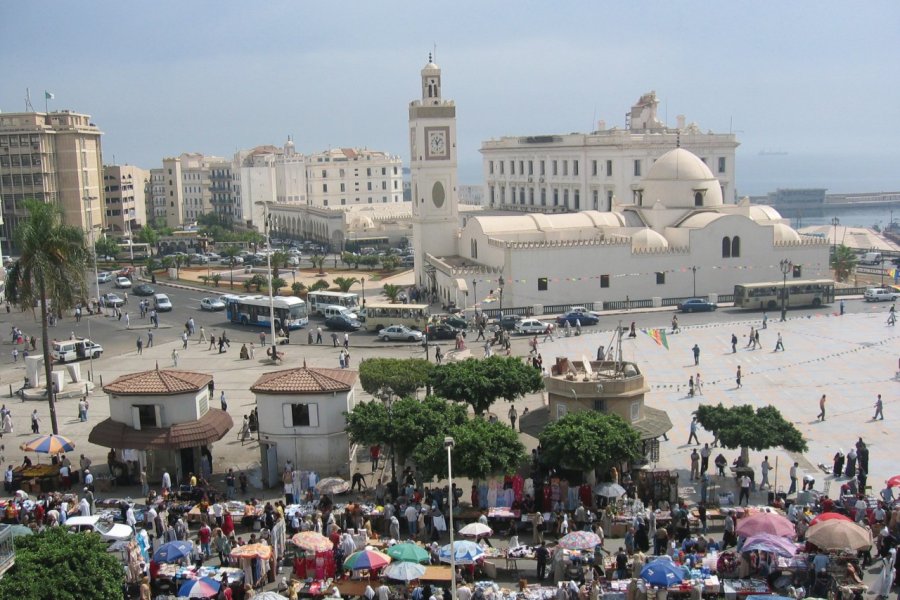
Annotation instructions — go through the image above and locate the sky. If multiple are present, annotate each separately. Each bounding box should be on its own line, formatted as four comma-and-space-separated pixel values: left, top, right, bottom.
3, 1, 899, 196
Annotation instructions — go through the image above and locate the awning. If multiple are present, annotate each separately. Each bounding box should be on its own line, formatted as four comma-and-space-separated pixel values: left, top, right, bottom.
632, 406, 673, 440
88, 409, 233, 450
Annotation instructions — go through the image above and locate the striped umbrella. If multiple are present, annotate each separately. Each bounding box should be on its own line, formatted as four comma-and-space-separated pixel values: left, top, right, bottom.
178, 577, 220, 598
291, 531, 333, 552
558, 530, 603, 550
20, 434, 75, 455
386, 542, 430, 564
383, 561, 427, 582
343, 549, 391, 571
810, 512, 852, 526
438, 541, 485, 565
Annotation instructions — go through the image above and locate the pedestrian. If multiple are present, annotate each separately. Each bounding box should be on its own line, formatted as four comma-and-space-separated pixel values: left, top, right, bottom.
760, 456, 771, 489
840, 300, 845, 315
11, 348, 18, 363
688, 375, 694, 397
738, 474, 751, 505
731, 333, 737, 353
220, 391, 227, 412
774, 332, 784, 351
788, 462, 799, 495
671, 314, 679, 334
147, 330, 154, 347
339, 350, 345, 369
330, 332, 337, 347
182, 331, 188, 349
209, 334, 216, 351
318, 327, 325, 344
762, 311, 768, 328
508, 405, 517, 428
435, 346, 443, 364
818, 394, 826, 421
199, 327, 206, 344
188, 317, 195, 336
874, 394, 884, 420
259, 331, 266, 346
736, 365, 742, 388
343, 332, 349, 349
172, 349, 179, 367
690, 449, 699, 480
31, 409, 40, 433
746, 327, 755, 349
136, 337, 143, 355
692, 344, 700, 365
687, 416, 700, 445
344, 350, 351, 368
542, 323, 554, 342
695, 373, 703, 394
125, 312, 130, 329
754, 329, 760, 348
700, 443, 710, 474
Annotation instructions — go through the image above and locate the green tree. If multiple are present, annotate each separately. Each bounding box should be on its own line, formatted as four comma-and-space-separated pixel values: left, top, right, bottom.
359, 255, 380, 270
172, 254, 185, 278
270, 250, 289, 278
137, 226, 159, 249
539, 411, 642, 472
144, 257, 160, 274
830, 244, 857, 282
221, 246, 241, 288
430, 356, 545, 415
291, 281, 307, 297
0, 528, 124, 599
270, 276, 286, 294
695, 403, 808, 464
333, 276, 360, 293
94, 235, 120, 259
310, 253, 326, 275
7, 200, 89, 434
211, 273, 222, 287
345, 395, 467, 466
382, 283, 402, 303
414, 417, 525, 481
309, 278, 330, 292
358, 358, 435, 397
341, 252, 360, 269
380, 254, 400, 271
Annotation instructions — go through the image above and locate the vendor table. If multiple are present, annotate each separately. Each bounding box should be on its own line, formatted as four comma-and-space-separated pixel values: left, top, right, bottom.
722, 578, 771, 599
421, 565, 452, 582
335, 580, 372, 597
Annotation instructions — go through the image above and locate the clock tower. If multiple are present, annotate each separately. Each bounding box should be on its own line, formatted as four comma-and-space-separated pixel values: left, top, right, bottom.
409, 56, 459, 289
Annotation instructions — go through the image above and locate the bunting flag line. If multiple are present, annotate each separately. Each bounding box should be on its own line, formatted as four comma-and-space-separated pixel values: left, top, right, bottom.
643, 328, 669, 350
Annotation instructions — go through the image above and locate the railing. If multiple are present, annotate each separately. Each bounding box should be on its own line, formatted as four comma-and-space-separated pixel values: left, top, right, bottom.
836, 286, 868, 296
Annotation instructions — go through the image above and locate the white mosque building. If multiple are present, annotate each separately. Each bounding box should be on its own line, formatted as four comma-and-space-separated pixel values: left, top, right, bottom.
409, 59, 830, 310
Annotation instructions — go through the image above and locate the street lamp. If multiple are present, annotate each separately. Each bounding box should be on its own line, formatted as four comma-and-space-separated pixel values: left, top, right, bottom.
881, 255, 886, 287
830, 217, 840, 256
779, 259, 793, 322
380, 386, 397, 495
361, 277, 366, 307
445, 436, 457, 600
691, 266, 698, 297
472, 279, 478, 318
256, 201, 278, 362
83, 195, 100, 382
498, 274, 505, 317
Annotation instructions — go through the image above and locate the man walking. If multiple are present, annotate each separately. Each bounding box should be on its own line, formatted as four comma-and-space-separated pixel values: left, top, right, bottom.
775, 332, 784, 351
874, 394, 884, 420
692, 344, 700, 365
220, 391, 227, 412
182, 331, 189, 349
689, 448, 699, 480
738, 474, 751, 506
700, 443, 711, 475
687, 417, 700, 445
508, 405, 517, 429
31, 410, 40, 433
136, 337, 143, 355
198, 326, 206, 344
788, 462, 799, 495
760, 456, 771, 489
818, 394, 826, 421
731, 333, 738, 353
736, 365, 742, 388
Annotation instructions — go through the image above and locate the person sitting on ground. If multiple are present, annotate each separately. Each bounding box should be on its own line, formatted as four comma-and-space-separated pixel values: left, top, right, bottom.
239, 344, 250, 360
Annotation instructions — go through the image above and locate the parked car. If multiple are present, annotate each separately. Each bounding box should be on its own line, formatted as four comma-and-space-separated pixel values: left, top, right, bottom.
205, 252, 221, 262
200, 297, 226, 311
100, 293, 124, 308
864, 288, 899, 302
379, 325, 424, 342
133, 284, 155, 296
325, 314, 362, 332
515, 318, 547, 335
495, 315, 523, 330
97, 271, 112, 283
440, 315, 469, 330
677, 298, 718, 313
114, 276, 132, 289
425, 323, 463, 340
117, 266, 135, 277
556, 312, 599, 326
65, 516, 134, 543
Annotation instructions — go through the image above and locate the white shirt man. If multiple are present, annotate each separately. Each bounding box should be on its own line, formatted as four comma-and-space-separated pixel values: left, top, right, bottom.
83, 469, 94, 487
161, 470, 171, 491
457, 585, 472, 600
126, 505, 137, 528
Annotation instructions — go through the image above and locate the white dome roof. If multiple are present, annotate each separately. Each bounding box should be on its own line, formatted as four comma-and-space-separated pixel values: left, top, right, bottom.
749, 205, 783, 222
631, 228, 669, 251
640, 148, 723, 209
645, 148, 716, 181
772, 223, 801, 243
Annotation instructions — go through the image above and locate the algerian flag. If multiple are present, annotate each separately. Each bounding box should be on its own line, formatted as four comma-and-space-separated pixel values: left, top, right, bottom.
44, 91, 54, 100
643, 328, 669, 350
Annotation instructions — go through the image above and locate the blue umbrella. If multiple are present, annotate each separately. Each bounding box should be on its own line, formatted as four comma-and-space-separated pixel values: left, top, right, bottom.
640, 559, 685, 587
438, 540, 485, 565
153, 540, 194, 563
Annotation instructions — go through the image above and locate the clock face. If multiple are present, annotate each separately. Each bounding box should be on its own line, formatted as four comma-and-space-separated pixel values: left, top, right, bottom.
429, 132, 445, 156
432, 181, 445, 208
424, 127, 449, 160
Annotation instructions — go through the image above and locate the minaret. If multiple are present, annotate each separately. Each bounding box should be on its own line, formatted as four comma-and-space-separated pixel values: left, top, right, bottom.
409, 55, 459, 289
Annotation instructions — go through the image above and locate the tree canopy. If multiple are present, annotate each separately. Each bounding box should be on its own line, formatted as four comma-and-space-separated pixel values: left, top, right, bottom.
0, 527, 124, 600
429, 356, 544, 415
413, 417, 525, 481
94, 235, 120, 259
695, 403, 808, 453
345, 395, 467, 465
830, 244, 857, 282
358, 358, 434, 398
538, 411, 642, 472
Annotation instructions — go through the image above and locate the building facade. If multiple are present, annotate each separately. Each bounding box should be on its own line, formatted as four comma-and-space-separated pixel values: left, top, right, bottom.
102, 164, 149, 235
305, 148, 403, 209
480, 91, 738, 214
0, 110, 104, 246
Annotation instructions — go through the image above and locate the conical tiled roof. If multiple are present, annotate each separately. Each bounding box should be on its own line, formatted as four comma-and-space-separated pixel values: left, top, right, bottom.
102, 369, 212, 395
251, 366, 357, 394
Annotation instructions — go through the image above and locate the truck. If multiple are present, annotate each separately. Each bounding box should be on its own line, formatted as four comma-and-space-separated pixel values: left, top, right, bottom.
51, 338, 104, 362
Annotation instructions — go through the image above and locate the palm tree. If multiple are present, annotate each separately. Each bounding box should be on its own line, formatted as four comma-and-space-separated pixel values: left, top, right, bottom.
382, 283, 402, 303
221, 247, 240, 289
6, 200, 90, 434
831, 244, 857, 282
270, 250, 288, 278
310, 254, 326, 275
333, 276, 359, 293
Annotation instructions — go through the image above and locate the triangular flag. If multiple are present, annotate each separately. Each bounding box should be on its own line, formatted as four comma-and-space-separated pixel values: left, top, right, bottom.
642, 328, 669, 350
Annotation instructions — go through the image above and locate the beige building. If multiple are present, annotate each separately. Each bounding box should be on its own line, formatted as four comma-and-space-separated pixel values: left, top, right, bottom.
305, 147, 403, 209
151, 153, 228, 228
0, 110, 104, 245
102, 164, 149, 235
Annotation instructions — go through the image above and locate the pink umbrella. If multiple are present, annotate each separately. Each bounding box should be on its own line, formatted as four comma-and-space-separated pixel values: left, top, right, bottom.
735, 512, 795, 538
810, 512, 852, 526
741, 533, 799, 557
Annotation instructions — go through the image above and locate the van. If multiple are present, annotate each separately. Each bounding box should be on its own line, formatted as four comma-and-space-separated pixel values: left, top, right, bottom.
864, 288, 899, 302
323, 305, 355, 320
52, 338, 103, 363
861, 252, 884, 265
153, 293, 173, 312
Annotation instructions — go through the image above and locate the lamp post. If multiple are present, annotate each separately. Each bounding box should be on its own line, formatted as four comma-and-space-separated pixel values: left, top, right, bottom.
881, 255, 886, 287
380, 386, 397, 494
83, 195, 100, 381
256, 202, 278, 362
691, 266, 698, 297
361, 277, 366, 307
472, 279, 478, 318
779, 259, 793, 322
445, 436, 457, 600
498, 274, 505, 317
830, 217, 840, 256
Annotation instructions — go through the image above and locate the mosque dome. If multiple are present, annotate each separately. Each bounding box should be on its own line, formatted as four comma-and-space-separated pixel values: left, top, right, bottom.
639, 148, 724, 209
749, 205, 783, 222
772, 223, 801, 244
631, 227, 669, 252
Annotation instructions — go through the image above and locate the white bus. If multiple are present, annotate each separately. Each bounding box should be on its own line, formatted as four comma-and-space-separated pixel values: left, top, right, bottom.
306, 291, 359, 316
360, 302, 429, 332
224, 294, 309, 330
733, 279, 835, 310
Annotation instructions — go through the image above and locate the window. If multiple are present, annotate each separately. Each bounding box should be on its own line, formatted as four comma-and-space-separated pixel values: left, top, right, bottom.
630, 401, 640, 421
519, 160, 524, 175
323, 184, 328, 192
540, 160, 545, 176
519, 188, 525, 204
722, 237, 731, 258
528, 161, 533, 176
600, 274, 610, 288
538, 277, 548, 291
489, 186, 495, 205
366, 168, 371, 176
499, 161, 504, 175
634, 160, 641, 177
574, 190, 580, 210
731, 236, 741, 257
593, 190, 599, 209
563, 189, 569, 207
607, 160, 613, 176
563, 161, 568, 176
552, 160, 558, 176
321, 170, 327, 177
340, 183, 346, 192
792, 265, 802, 278
133, 404, 159, 429
607, 191, 613, 210
573, 160, 579, 176
694, 191, 703, 206
471, 238, 478, 259
510, 161, 515, 176
592, 160, 598, 176
656, 272, 666, 285
283, 403, 319, 427
489, 161, 494, 175
718, 157, 726, 173
553, 189, 559, 206
540, 189, 546, 206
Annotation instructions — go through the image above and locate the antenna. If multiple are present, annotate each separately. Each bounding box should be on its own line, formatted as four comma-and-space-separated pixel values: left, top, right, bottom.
25, 88, 34, 112
433, 43, 437, 62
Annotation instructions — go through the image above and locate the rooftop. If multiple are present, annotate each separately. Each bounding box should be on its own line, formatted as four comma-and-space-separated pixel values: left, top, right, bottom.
251, 366, 357, 395
102, 369, 212, 396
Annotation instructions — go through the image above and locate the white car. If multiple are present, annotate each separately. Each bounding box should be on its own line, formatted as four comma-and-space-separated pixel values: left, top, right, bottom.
97, 272, 112, 283
379, 325, 424, 342
65, 516, 134, 543
205, 252, 221, 261
200, 297, 226, 311
153, 293, 173, 312
114, 276, 132, 289
515, 318, 547, 335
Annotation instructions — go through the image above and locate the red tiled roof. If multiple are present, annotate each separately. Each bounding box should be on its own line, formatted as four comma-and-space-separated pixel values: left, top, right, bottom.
88, 409, 233, 450
102, 369, 212, 395
250, 367, 357, 394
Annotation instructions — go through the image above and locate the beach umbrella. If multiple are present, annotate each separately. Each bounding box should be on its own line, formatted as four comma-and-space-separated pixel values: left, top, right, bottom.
315, 477, 351, 495
383, 561, 427, 582
887, 475, 900, 488
153, 540, 194, 563
386, 542, 430, 564
20, 434, 75, 455
735, 512, 795, 538
640, 559, 685, 586
594, 482, 626, 498
458, 522, 493, 538
178, 577, 220, 599
558, 530, 603, 551
806, 519, 873, 551
343, 549, 391, 571
741, 533, 799, 557
438, 540, 485, 565
809, 512, 852, 526
291, 531, 333, 552
231, 543, 273, 560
